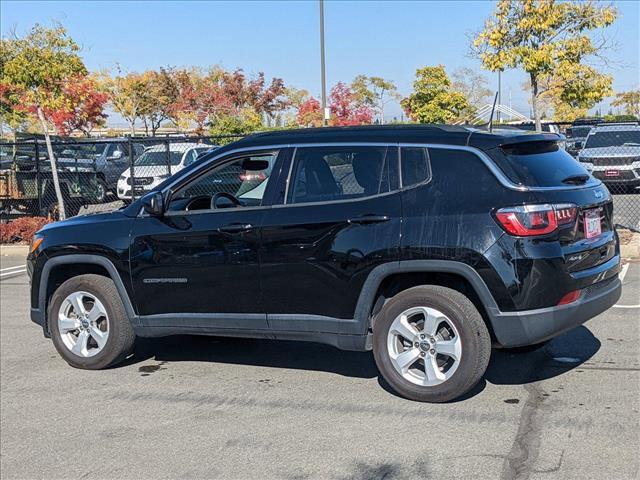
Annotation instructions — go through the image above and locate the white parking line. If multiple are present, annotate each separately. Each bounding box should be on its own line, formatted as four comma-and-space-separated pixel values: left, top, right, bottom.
613, 262, 639, 308
0, 268, 26, 279
0, 265, 26, 273
619, 262, 630, 283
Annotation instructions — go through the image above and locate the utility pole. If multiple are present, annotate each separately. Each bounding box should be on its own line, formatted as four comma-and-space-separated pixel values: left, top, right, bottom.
319, 0, 329, 126
497, 70, 502, 124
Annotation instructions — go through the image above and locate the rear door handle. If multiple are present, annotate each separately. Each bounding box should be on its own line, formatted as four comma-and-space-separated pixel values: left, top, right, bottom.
347, 215, 390, 225
218, 223, 254, 233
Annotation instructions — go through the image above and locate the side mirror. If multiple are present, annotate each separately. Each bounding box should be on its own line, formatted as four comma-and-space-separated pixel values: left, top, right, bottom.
141, 192, 165, 216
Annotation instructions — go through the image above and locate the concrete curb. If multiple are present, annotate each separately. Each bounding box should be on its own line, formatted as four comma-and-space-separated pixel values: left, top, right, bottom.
620, 232, 640, 259
1, 245, 29, 257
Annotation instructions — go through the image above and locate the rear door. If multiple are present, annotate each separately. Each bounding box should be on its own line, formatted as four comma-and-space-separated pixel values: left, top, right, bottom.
260, 144, 401, 335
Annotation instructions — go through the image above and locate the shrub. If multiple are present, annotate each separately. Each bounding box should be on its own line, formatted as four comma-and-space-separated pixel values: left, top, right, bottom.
0, 217, 51, 244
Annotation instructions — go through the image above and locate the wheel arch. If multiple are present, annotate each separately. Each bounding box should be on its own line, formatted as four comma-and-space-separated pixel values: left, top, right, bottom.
354, 260, 501, 337
38, 254, 136, 335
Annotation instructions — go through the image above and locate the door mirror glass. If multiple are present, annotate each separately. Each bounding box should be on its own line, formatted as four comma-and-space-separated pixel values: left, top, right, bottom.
141, 191, 165, 216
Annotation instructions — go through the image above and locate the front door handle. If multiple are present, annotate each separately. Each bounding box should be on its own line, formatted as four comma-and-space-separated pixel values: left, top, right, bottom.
218, 223, 254, 233
347, 214, 390, 225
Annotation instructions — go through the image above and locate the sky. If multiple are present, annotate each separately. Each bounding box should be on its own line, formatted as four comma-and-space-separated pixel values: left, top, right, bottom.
1, 0, 638, 126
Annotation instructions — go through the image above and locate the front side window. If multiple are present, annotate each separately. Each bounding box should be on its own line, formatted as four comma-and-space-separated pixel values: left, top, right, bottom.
288, 146, 391, 204
169, 152, 277, 211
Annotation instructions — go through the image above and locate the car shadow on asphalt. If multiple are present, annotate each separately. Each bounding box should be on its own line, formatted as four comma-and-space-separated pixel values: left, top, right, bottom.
122, 325, 600, 402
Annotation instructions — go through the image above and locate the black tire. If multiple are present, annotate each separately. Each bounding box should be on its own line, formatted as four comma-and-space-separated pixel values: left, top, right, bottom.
94, 178, 108, 203
373, 285, 491, 403
41, 200, 81, 219
48, 274, 136, 369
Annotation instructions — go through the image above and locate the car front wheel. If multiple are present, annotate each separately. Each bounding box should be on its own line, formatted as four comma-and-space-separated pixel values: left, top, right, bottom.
373, 285, 491, 402
48, 274, 136, 369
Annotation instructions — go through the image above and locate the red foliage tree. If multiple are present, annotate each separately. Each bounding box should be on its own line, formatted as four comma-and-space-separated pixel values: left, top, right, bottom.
329, 82, 373, 126
44, 76, 109, 136
296, 97, 323, 127
294, 83, 373, 128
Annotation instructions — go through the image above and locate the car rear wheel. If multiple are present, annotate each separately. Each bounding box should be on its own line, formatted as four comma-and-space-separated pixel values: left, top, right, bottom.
373, 285, 491, 402
48, 274, 135, 369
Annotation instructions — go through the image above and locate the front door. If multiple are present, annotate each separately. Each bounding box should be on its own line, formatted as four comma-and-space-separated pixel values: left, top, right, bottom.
130, 149, 283, 330
260, 144, 401, 335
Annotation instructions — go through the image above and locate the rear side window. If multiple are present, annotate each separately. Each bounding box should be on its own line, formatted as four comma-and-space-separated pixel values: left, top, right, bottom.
288, 146, 392, 204
401, 147, 431, 187
487, 141, 594, 187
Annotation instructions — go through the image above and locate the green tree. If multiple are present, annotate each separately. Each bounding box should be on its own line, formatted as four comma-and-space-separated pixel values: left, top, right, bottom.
351, 75, 400, 124
209, 108, 262, 143
400, 66, 470, 124
1, 24, 87, 219
106, 70, 148, 136
611, 90, 640, 118
473, 0, 616, 131
142, 67, 180, 135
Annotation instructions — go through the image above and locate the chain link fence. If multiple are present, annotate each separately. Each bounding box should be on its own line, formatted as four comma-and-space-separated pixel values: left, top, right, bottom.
0, 135, 242, 221
1, 127, 638, 231
564, 121, 640, 232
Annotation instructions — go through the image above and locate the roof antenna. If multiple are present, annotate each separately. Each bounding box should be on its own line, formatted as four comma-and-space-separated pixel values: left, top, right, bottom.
488, 91, 499, 133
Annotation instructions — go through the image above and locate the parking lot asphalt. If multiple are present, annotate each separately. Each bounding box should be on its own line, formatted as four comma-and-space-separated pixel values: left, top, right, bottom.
1, 259, 638, 480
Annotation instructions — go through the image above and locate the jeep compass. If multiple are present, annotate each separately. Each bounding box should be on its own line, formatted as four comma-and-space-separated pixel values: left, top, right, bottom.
28, 125, 621, 402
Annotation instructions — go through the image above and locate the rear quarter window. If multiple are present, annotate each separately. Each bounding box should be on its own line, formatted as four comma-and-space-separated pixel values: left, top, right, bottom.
486, 141, 594, 187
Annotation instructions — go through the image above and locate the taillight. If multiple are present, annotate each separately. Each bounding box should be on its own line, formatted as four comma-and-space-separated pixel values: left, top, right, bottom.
495, 204, 577, 237
558, 290, 581, 305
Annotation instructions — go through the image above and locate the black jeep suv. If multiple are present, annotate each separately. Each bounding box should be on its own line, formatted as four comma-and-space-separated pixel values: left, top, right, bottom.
28, 125, 621, 402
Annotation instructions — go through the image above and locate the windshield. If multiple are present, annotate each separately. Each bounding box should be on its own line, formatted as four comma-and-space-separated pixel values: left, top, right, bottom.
584, 129, 640, 149
488, 141, 596, 187
135, 150, 184, 166
567, 126, 592, 139
56, 144, 107, 159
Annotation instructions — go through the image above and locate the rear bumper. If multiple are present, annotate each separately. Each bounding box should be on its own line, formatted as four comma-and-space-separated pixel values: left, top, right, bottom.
490, 275, 622, 347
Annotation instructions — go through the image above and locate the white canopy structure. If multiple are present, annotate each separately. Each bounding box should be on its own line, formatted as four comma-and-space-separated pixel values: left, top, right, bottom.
455, 104, 531, 125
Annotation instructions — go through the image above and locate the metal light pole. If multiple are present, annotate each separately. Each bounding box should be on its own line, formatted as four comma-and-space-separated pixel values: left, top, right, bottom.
497, 70, 502, 124
319, 0, 329, 126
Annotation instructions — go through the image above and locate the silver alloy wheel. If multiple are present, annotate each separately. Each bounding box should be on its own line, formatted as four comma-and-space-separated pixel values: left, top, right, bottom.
58, 291, 109, 358
387, 306, 462, 386
95, 182, 106, 202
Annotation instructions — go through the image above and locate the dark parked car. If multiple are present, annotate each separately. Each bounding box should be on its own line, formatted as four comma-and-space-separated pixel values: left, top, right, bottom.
28, 125, 621, 402
565, 125, 593, 157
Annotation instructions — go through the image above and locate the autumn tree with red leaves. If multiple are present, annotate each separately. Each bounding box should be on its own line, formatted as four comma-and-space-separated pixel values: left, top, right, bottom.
46, 75, 109, 136
295, 83, 373, 127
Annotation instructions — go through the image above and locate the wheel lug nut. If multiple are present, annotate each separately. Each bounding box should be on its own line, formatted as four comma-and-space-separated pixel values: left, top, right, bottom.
414, 342, 419, 347
430, 349, 436, 355
420, 352, 426, 357
420, 334, 425, 340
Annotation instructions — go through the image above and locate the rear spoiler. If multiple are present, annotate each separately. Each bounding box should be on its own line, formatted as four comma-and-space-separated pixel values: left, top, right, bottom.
467, 131, 562, 150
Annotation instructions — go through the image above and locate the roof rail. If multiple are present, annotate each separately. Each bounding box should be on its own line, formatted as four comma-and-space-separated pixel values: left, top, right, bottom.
594, 121, 640, 127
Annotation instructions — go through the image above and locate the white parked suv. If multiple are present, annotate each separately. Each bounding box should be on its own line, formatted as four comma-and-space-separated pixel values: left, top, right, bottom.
117, 143, 214, 201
